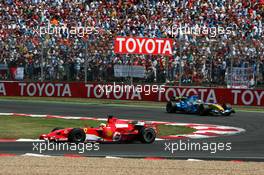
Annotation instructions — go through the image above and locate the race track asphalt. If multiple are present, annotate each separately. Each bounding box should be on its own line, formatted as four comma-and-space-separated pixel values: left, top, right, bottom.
0, 100, 263, 161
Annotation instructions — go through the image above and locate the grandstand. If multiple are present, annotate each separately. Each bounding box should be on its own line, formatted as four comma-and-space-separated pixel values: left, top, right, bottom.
0, 0, 263, 88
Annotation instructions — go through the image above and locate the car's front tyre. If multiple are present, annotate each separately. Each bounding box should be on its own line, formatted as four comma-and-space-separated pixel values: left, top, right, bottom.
222, 103, 235, 116
68, 128, 86, 143
222, 103, 232, 110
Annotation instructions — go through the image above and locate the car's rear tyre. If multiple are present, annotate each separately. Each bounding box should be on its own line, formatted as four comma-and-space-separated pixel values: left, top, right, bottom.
68, 128, 86, 143
51, 127, 64, 132
199, 104, 209, 116
166, 101, 176, 113
139, 128, 156, 144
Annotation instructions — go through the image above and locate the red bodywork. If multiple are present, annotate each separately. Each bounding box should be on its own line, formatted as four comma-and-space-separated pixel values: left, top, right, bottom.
39, 117, 157, 143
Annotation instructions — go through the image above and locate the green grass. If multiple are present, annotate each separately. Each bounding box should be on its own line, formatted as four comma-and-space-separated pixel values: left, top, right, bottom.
0, 116, 195, 139
0, 116, 103, 139
157, 124, 196, 136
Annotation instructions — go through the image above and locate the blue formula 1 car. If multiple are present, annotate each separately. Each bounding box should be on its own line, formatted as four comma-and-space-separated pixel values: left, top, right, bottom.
166, 95, 235, 116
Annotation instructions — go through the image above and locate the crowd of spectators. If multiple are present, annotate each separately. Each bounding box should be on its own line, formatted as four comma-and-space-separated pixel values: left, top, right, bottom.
0, 0, 264, 87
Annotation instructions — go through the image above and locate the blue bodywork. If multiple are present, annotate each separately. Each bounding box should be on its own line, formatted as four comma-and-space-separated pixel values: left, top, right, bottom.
174, 95, 200, 113
167, 95, 235, 116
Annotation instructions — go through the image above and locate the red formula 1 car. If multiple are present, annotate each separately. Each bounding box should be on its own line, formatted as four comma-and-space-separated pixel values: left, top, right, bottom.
39, 116, 157, 144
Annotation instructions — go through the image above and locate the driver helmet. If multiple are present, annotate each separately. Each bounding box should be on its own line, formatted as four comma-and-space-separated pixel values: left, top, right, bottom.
99, 123, 106, 128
